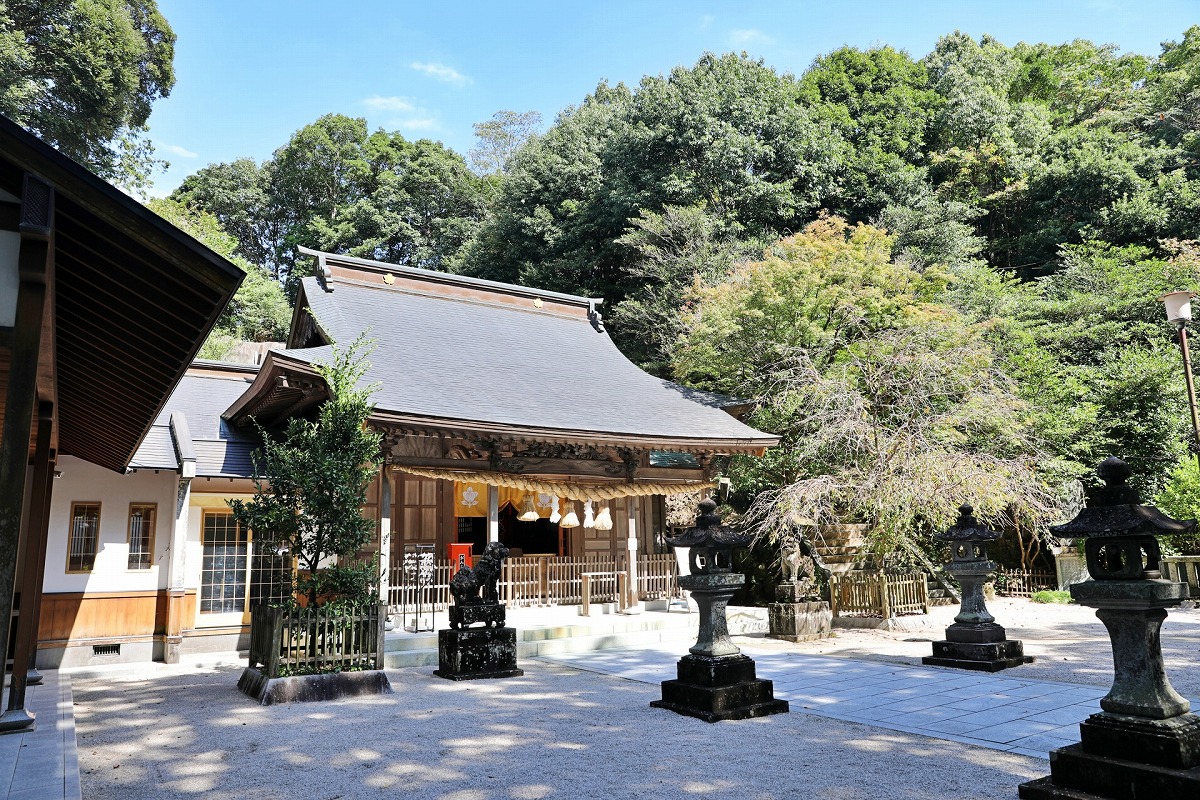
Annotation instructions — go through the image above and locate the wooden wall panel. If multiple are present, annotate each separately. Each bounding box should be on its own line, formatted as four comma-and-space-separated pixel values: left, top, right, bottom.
38, 590, 161, 642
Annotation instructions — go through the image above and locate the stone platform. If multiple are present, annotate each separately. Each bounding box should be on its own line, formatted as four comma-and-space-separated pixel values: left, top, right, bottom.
923, 621, 1031, 672
434, 626, 524, 680
650, 654, 789, 723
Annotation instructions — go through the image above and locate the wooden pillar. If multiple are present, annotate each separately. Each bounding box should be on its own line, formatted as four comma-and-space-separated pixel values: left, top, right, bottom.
0, 174, 53, 734
622, 497, 643, 614
378, 464, 393, 610
5, 402, 52, 717
24, 436, 54, 685
487, 484, 499, 543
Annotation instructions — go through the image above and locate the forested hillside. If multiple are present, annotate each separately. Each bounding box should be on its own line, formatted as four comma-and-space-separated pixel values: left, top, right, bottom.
170, 27, 1200, 561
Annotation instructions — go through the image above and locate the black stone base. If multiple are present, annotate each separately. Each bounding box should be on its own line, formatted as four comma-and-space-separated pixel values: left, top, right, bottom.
237, 667, 392, 706
1079, 712, 1200, 770
946, 622, 1007, 643
1018, 742, 1200, 799
923, 637, 1031, 672
650, 654, 789, 723
434, 626, 523, 681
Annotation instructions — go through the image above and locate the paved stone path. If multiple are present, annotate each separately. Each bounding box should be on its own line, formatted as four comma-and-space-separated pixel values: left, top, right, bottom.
0, 672, 81, 800
539, 643, 1129, 760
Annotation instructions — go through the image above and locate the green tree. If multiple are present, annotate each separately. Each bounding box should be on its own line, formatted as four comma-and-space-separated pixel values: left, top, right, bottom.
469, 109, 542, 175
0, 0, 175, 189
673, 218, 1053, 565
230, 337, 382, 607
172, 158, 279, 273
147, 198, 290, 350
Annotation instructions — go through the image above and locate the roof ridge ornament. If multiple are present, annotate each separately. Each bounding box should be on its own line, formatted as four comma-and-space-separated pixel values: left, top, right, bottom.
588, 301, 605, 333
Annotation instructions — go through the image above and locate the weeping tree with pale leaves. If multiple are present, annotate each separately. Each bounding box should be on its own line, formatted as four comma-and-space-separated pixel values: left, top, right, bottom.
672, 216, 1061, 568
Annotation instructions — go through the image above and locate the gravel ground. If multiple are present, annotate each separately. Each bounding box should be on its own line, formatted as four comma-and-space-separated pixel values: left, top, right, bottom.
71, 597, 1200, 800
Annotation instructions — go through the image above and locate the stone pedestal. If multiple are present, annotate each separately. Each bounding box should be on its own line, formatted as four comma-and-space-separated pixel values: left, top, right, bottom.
434, 626, 523, 681
923, 621, 1030, 672
768, 582, 831, 642
651, 572, 788, 722
1019, 579, 1200, 799
651, 654, 789, 722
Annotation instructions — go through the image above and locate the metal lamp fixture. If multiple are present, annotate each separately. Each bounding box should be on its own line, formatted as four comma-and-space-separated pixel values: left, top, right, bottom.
1158, 290, 1200, 464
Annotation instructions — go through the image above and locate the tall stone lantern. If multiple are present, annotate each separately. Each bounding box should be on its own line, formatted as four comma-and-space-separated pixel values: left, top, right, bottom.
1020, 457, 1200, 800
922, 504, 1030, 672
650, 498, 789, 722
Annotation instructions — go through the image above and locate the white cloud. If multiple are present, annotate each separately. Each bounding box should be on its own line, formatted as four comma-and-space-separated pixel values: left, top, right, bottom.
700, 14, 714, 29
363, 95, 417, 113
398, 117, 439, 131
730, 28, 774, 47
160, 143, 198, 159
410, 61, 472, 86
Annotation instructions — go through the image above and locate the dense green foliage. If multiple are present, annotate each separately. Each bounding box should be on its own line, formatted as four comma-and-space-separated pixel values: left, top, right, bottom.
173, 113, 489, 295
146, 198, 290, 358
229, 338, 382, 607
0, 0, 175, 188
166, 26, 1200, 557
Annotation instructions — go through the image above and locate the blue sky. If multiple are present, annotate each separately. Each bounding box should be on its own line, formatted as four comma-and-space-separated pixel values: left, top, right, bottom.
147, 0, 1199, 195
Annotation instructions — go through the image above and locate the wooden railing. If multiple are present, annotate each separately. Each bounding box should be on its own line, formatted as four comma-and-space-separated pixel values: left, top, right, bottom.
828, 571, 930, 617
993, 568, 1056, 597
1161, 556, 1200, 592
387, 554, 681, 610
247, 603, 386, 678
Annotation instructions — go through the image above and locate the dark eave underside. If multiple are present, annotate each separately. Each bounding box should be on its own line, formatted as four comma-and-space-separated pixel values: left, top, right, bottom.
0, 115, 243, 472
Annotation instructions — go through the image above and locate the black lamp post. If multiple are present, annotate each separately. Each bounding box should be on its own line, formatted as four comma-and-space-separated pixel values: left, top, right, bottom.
1160, 290, 1200, 465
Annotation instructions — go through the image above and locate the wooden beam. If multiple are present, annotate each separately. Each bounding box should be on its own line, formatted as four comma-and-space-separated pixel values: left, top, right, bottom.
389, 455, 705, 483
0, 174, 52, 733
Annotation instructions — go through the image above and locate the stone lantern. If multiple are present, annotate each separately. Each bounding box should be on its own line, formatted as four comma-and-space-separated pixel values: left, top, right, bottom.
1020, 457, 1200, 800
650, 498, 789, 722
922, 504, 1029, 672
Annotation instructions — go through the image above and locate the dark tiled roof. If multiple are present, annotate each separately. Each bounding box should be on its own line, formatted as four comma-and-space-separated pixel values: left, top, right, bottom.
290, 275, 775, 446
131, 371, 262, 478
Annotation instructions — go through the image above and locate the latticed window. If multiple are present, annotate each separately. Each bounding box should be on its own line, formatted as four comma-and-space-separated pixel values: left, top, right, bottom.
200, 512, 293, 615
67, 503, 100, 572
127, 504, 156, 570
201, 513, 247, 613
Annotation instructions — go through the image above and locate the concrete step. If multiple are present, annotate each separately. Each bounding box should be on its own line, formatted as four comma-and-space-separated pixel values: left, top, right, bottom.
382, 623, 698, 670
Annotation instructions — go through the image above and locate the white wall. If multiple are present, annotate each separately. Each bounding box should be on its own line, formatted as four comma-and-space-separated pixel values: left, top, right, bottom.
43, 456, 178, 594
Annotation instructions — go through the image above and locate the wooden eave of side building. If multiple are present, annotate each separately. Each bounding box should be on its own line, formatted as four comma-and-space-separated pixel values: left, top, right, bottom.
0, 114, 245, 472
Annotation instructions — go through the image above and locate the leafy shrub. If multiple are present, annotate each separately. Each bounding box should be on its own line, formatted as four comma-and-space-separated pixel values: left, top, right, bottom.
1031, 589, 1072, 604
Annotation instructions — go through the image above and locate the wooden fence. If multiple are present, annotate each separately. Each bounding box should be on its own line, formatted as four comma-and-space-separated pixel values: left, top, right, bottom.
1161, 556, 1200, 592
247, 603, 385, 678
993, 568, 1057, 598
387, 554, 681, 611
828, 571, 930, 617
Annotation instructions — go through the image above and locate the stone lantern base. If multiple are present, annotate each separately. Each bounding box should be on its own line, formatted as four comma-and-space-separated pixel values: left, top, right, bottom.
922, 622, 1031, 672
651, 654, 789, 723
1018, 715, 1200, 798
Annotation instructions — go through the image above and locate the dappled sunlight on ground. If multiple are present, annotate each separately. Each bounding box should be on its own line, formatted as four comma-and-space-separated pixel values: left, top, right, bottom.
73, 658, 1047, 800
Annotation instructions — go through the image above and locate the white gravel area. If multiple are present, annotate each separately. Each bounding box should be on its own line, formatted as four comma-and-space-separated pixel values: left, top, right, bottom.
70, 598, 1200, 800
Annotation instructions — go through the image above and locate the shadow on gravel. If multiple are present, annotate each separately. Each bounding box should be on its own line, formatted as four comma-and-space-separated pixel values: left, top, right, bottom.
73, 661, 1044, 800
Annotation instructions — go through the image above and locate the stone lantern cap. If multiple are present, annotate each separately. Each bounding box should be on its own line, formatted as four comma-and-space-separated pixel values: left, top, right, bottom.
666, 497, 752, 575
1050, 457, 1195, 541
935, 504, 1002, 542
